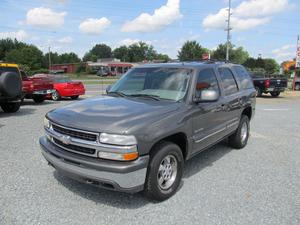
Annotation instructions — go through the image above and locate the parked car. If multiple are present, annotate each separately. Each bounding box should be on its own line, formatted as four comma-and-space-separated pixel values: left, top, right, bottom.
40, 62, 256, 201
294, 77, 300, 91
34, 74, 85, 101
96, 66, 114, 77
251, 73, 287, 97
0, 63, 22, 113
21, 71, 54, 103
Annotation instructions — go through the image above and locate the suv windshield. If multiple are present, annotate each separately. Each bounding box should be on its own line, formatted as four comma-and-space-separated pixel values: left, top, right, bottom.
110, 67, 192, 101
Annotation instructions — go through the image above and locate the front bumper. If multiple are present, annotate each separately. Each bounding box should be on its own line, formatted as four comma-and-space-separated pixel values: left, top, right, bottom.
39, 136, 149, 193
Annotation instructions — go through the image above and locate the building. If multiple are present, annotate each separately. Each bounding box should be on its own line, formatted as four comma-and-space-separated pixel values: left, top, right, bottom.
50, 63, 85, 74
87, 58, 136, 75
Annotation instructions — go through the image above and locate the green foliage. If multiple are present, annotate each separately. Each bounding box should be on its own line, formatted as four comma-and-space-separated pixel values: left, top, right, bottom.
243, 57, 280, 74
212, 43, 249, 64
5, 45, 43, 70
43, 52, 81, 68
75, 62, 87, 73
0, 38, 27, 60
113, 45, 130, 62
83, 44, 112, 61
178, 41, 209, 61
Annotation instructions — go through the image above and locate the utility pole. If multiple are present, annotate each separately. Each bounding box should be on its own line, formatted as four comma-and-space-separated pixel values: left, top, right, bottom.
225, 0, 232, 62
48, 46, 51, 72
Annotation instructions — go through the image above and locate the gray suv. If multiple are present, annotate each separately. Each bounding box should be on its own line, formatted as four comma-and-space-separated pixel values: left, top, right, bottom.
40, 62, 256, 201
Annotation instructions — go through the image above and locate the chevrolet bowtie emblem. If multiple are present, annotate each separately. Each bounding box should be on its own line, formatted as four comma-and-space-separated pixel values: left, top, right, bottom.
60, 135, 71, 145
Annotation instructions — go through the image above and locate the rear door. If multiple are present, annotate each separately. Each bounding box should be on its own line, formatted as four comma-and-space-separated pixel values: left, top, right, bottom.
217, 67, 241, 134
191, 68, 228, 154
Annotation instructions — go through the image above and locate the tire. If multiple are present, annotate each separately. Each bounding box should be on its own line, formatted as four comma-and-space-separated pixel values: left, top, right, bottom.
228, 115, 250, 149
71, 95, 79, 100
52, 90, 61, 101
144, 142, 184, 201
1, 102, 21, 113
0, 72, 22, 97
295, 84, 300, 91
33, 95, 45, 103
270, 92, 280, 97
255, 87, 262, 97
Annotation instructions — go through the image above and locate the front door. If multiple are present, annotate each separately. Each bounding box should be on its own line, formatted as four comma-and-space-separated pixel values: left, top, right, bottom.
191, 68, 228, 155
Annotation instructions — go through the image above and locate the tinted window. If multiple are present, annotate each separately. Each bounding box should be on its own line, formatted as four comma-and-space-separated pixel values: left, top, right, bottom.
233, 66, 254, 89
218, 68, 238, 95
196, 69, 219, 97
0, 67, 19, 76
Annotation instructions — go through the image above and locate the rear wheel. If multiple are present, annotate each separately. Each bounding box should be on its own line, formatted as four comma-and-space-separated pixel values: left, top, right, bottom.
144, 142, 184, 201
71, 95, 79, 100
270, 92, 280, 97
1, 102, 21, 113
228, 115, 250, 149
52, 90, 61, 101
33, 95, 45, 103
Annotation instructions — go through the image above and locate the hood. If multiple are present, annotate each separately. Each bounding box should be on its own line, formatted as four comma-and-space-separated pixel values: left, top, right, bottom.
47, 95, 180, 134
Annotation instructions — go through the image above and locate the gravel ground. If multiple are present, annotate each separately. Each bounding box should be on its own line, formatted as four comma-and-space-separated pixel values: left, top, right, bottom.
0, 91, 300, 225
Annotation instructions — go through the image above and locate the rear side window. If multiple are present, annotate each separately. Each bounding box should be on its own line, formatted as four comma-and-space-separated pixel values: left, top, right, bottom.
196, 68, 219, 96
233, 66, 254, 89
218, 68, 238, 96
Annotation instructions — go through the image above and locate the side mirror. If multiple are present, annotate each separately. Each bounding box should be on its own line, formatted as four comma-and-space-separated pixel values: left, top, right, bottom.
106, 85, 112, 94
195, 89, 219, 103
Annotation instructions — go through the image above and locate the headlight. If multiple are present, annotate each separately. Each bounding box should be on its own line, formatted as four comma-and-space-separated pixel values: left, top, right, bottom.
44, 117, 50, 129
99, 133, 137, 146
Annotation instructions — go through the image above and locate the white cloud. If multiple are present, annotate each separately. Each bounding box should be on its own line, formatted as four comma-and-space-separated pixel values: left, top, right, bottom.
118, 38, 152, 46
57, 36, 73, 44
272, 44, 296, 62
203, 0, 288, 31
26, 7, 66, 28
79, 17, 111, 35
121, 0, 182, 32
0, 30, 29, 41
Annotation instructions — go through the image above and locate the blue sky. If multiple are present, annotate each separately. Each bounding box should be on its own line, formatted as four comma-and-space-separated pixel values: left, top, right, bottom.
0, 0, 299, 63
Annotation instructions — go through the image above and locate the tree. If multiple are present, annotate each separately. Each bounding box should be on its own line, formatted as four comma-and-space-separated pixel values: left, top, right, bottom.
113, 45, 129, 62
243, 57, 280, 74
59, 52, 81, 63
5, 45, 43, 70
155, 54, 171, 62
83, 44, 112, 61
178, 41, 209, 61
262, 58, 280, 74
0, 38, 27, 60
212, 44, 249, 64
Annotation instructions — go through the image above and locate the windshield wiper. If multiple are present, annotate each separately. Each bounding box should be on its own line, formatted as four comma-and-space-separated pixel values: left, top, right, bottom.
128, 94, 161, 101
107, 91, 127, 97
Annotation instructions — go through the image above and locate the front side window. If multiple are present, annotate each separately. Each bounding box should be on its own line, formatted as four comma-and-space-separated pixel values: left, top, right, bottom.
218, 68, 238, 96
195, 68, 219, 97
110, 67, 192, 101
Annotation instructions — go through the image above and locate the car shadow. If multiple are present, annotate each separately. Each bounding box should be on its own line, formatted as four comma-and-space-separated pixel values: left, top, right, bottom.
21, 100, 59, 106
53, 140, 233, 207
258, 95, 284, 99
183, 140, 232, 179
0, 107, 36, 118
53, 171, 149, 209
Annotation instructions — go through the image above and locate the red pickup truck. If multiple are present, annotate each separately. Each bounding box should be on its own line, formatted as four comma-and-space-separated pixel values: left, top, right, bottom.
21, 71, 54, 103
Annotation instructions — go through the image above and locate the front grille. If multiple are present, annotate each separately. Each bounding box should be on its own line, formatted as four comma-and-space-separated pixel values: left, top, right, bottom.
53, 138, 96, 155
52, 124, 97, 142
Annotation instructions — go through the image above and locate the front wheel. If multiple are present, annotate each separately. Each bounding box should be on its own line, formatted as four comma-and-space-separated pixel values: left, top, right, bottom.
228, 115, 250, 149
270, 92, 280, 97
144, 142, 184, 201
1, 102, 21, 113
